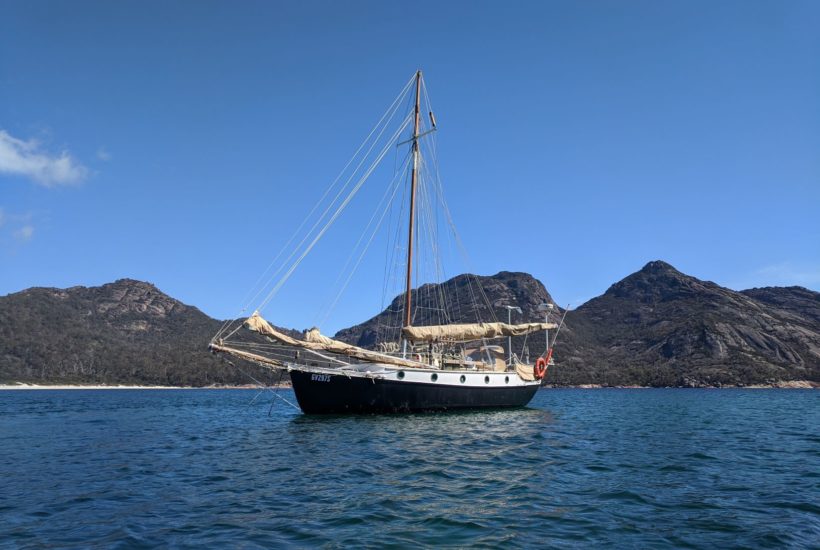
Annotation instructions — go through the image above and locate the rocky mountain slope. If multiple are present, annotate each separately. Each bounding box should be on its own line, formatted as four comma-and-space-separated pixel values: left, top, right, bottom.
1, 263, 818, 386
0, 279, 273, 386
335, 271, 561, 349
553, 261, 820, 386
334, 262, 820, 387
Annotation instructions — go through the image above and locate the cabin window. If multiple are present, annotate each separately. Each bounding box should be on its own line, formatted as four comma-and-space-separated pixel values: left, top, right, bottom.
460, 375, 466, 383
397, 371, 405, 380
484, 376, 490, 384
431, 373, 438, 382
505, 376, 510, 384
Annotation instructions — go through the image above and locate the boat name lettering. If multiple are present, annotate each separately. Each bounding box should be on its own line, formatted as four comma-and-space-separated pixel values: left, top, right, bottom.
311, 374, 332, 382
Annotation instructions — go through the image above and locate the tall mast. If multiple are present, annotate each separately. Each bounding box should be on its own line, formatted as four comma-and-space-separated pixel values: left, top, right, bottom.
403, 70, 422, 329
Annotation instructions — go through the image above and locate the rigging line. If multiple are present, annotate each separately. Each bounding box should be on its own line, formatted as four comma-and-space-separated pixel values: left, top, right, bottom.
415, 116, 457, 326
416, 173, 430, 326
234, 78, 416, 333
257, 114, 413, 312
221, 358, 300, 411
431, 164, 499, 324
267, 369, 286, 416
425, 164, 449, 325
418, 153, 447, 326
317, 168, 406, 328
247, 387, 266, 407
421, 74, 435, 126
381, 164, 410, 344
549, 305, 570, 351
410, 161, 422, 327
417, 166, 440, 326
473, 273, 499, 323
255, 99, 413, 306
389, 140, 414, 341
315, 152, 412, 327
428, 167, 480, 323
214, 76, 415, 342
312, 153, 407, 327
322, 154, 411, 323
220, 319, 250, 343
229, 342, 295, 352
429, 158, 459, 325
380, 150, 409, 312
325, 146, 409, 325
303, 348, 351, 365
435, 154, 494, 325
261, 112, 412, 320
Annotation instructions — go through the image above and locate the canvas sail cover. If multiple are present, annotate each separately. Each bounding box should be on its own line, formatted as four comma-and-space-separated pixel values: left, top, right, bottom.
402, 321, 557, 343
515, 362, 537, 381
244, 312, 426, 369
304, 328, 337, 346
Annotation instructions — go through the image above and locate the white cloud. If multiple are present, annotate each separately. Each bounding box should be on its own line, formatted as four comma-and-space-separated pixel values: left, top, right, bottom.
96, 147, 111, 161
12, 224, 34, 242
0, 130, 88, 187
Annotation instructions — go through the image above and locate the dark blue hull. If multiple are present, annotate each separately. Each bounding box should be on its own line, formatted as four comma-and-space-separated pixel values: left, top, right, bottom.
289, 370, 540, 414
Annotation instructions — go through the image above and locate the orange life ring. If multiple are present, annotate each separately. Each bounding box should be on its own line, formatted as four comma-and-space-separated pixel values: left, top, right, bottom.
534, 357, 547, 379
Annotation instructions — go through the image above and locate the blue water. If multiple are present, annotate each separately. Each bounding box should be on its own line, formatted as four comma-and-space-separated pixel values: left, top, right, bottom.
1, 389, 818, 548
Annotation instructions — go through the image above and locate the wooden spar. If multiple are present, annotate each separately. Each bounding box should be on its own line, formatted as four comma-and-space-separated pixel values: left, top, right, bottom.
403, 70, 422, 329
209, 342, 285, 369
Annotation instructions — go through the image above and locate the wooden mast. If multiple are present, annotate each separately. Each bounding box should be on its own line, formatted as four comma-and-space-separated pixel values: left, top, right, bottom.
403, 70, 422, 329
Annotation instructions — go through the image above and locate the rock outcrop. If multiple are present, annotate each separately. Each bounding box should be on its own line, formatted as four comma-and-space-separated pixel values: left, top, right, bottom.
334, 262, 820, 387
553, 261, 820, 386
0, 279, 273, 386
1, 263, 818, 387
334, 271, 560, 349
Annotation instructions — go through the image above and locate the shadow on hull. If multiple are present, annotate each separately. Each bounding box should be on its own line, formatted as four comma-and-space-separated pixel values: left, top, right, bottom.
289, 370, 540, 414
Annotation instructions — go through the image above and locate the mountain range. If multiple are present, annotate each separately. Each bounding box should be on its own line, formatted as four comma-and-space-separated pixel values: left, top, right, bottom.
1, 261, 818, 387
0, 279, 275, 387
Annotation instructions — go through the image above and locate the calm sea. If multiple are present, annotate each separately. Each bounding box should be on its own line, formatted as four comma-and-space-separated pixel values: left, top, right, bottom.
1, 388, 817, 548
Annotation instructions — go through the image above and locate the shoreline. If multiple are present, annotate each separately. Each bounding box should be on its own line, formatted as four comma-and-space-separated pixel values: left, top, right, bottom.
0, 383, 292, 391
544, 380, 818, 389
1, 381, 815, 390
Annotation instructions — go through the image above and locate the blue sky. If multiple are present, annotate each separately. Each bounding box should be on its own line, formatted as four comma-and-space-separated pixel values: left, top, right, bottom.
1, 0, 818, 333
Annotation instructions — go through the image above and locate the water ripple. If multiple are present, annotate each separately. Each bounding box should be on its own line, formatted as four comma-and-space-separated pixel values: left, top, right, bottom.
0, 388, 818, 548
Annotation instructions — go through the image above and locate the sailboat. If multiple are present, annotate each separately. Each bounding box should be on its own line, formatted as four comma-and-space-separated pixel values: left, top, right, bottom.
210, 70, 559, 413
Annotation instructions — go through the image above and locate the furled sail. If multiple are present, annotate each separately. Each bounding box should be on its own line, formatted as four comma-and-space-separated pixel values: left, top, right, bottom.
402, 321, 557, 343
244, 312, 428, 369
515, 362, 537, 382
208, 342, 285, 369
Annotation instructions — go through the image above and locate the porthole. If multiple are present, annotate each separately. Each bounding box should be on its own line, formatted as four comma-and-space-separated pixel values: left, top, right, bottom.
459, 375, 466, 384
431, 373, 438, 382
505, 376, 510, 384
397, 371, 405, 380
484, 376, 490, 384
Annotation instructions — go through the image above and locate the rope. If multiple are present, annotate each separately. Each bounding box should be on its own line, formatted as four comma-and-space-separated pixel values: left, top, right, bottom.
317, 153, 410, 327
256, 113, 413, 312
221, 356, 300, 412
214, 74, 416, 341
